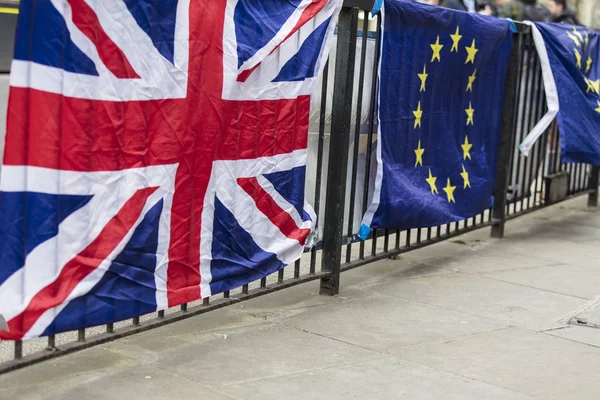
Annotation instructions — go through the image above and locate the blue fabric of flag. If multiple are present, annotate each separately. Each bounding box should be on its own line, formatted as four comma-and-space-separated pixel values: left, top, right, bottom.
533, 23, 600, 165
360, 0, 512, 235
13, 0, 99, 76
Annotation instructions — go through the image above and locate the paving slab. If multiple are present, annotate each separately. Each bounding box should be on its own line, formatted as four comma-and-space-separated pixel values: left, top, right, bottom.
414, 246, 558, 275
221, 357, 534, 400
152, 323, 382, 387
545, 325, 600, 348
280, 293, 505, 351
485, 263, 600, 300
113, 305, 267, 353
391, 327, 600, 400
368, 273, 586, 331
505, 240, 600, 268
340, 257, 454, 288
1, 361, 238, 400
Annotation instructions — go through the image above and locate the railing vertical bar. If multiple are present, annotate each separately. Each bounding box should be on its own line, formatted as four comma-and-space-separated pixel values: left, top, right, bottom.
572, 163, 580, 194
360, 12, 381, 260
588, 166, 599, 207
47, 334, 56, 351
506, 32, 526, 217
553, 123, 561, 173
536, 133, 548, 206
492, 26, 524, 237
371, 228, 378, 256
566, 163, 574, 194
346, 14, 371, 264
581, 164, 588, 193
320, 6, 359, 296
515, 33, 535, 215
310, 60, 329, 274
384, 229, 389, 253
523, 52, 542, 211
14, 340, 22, 360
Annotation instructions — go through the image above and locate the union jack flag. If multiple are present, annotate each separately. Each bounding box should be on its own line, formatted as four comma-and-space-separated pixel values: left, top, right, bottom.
0, 0, 341, 340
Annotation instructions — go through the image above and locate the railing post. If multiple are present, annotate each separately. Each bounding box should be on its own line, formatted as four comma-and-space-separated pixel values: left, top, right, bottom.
491, 26, 525, 238
588, 165, 599, 207
320, 6, 359, 296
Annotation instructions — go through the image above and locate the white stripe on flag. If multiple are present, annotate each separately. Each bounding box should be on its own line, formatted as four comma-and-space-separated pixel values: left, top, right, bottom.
519, 22, 560, 157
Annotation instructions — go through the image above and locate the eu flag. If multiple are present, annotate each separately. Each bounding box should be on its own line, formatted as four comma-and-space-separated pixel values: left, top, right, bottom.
520, 23, 600, 165
360, 0, 512, 236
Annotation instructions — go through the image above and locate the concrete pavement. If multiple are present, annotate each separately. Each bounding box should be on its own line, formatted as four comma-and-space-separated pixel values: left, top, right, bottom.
2, 196, 600, 399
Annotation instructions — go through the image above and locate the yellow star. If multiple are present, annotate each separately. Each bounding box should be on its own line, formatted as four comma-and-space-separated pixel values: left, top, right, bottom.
426, 168, 438, 194
573, 28, 583, 43
431, 35, 443, 62
465, 39, 478, 64
465, 102, 475, 126
574, 49, 582, 69
413, 101, 423, 129
567, 31, 581, 47
596, 101, 600, 114
443, 178, 456, 203
586, 57, 593, 74
450, 26, 462, 52
461, 165, 471, 189
586, 78, 600, 94
466, 69, 477, 92
462, 135, 473, 160
414, 140, 425, 167
584, 33, 589, 50
418, 64, 428, 92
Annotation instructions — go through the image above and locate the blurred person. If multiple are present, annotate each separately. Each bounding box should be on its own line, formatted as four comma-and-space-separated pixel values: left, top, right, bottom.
477, 0, 497, 15
522, 0, 552, 22
495, 0, 525, 20
444, 0, 477, 12
548, 0, 581, 25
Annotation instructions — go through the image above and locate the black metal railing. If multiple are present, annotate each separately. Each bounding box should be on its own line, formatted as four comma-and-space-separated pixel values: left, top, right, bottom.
1, 1, 598, 374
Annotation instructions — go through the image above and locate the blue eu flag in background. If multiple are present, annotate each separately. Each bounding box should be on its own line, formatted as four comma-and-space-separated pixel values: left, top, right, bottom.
520, 23, 600, 165
360, 0, 512, 236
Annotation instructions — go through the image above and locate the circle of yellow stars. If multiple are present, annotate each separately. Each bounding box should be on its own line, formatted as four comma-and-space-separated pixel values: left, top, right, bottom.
568, 27, 600, 115
411, 25, 478, 203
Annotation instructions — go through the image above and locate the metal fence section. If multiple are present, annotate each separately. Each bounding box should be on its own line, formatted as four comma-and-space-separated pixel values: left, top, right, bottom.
1, 1, 598, 374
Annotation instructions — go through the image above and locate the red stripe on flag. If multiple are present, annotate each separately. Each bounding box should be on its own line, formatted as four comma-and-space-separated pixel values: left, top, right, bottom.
236, 0, 327, 82
67, 0, 140, 79
1, 187, 158, 340
237, 177, 310, 245
283, 0, 327, 45
4, 89, 309, 170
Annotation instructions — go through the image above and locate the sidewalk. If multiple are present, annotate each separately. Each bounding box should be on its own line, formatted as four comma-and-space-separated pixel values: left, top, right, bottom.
2, 196, 600, 399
